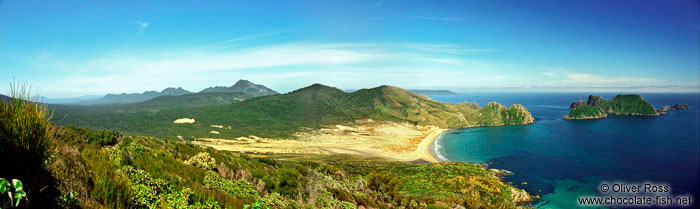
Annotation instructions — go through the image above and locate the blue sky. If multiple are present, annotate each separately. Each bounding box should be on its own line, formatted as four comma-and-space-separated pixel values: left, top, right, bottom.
1, 0, 699, 97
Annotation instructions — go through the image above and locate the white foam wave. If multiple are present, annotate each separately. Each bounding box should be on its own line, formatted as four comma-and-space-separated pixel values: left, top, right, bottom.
433, 135, 450, 162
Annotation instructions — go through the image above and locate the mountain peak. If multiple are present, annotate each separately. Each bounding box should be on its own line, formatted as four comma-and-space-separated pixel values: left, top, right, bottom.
291, 84, 344, 95
199, 79, 278, 96
233, 79, 255, 87
160, 87, 191, 96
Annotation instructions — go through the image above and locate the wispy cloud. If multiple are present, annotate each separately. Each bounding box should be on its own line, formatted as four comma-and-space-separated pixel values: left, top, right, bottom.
564, 73, 660, 84
397, 43, 493, 54
407, 16, 460, 21
134, 21, 149, 33
369, 0, 383, 9
28, 41, 495, 96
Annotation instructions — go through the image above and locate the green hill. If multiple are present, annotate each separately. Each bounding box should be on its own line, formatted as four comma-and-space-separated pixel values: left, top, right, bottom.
565, 94, 658, 119
130, 92, 254, 111
54, 84, 534, 139
0, 87, 533, 208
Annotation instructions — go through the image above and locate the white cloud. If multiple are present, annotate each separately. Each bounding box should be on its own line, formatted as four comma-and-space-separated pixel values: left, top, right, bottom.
564, 73, 660, 84
134, 21, 149, 33
28, 41, 498, 96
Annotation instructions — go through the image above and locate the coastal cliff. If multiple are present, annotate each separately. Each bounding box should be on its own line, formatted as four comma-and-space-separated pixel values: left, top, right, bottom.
564, 94, 658, 120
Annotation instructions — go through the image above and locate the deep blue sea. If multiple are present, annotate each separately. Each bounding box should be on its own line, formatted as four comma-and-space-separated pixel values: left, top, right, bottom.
429, 93, 700, 208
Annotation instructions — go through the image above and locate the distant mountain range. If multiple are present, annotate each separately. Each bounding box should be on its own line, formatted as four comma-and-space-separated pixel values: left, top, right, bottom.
39, 95, 103, 104
72, 79, 276, 105
52, 83, 533, 138
199, 79, 278, 97
82, 87, 192, 105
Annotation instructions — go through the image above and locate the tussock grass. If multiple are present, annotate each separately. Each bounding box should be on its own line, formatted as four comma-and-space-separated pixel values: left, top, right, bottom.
0, 82, 54, 167
0, 82, 59, 207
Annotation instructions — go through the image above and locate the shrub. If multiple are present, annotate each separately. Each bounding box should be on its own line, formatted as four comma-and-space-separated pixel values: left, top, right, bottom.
203, 171, 258, 199
239, 153, 251, 161
54, 126, 121, 147
318, 164, 340, 175
274, 168, 300, 197
256, 157, 277, 167
185, 152, 217, 170
82, 149, 132, 208
366, 172, 402, 200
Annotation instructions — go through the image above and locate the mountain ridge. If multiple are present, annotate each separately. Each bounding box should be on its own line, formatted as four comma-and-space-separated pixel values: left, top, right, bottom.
199, 79, 278, 97
52, 84, 534, 138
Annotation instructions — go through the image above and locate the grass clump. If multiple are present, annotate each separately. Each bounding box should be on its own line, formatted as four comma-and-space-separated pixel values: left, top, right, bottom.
0, 82, 61, 207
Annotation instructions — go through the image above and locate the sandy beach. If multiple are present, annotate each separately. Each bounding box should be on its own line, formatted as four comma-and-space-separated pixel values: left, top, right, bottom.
191, 122, 448, 163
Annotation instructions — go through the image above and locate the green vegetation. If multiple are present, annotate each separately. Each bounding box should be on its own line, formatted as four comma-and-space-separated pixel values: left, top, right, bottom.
53, 84, 534, 139
565, 94, 658, 119
0, 83, 59, 208
0, 178, 26, 208
604, 94, 658, 116
565, 106, 607, 119
1, 83, 529, 208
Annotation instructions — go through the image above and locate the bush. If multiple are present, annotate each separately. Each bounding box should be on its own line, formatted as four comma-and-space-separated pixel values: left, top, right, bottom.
367, 172, 402, 200
275, 168, 300, 197
203, 171, 258, 199
54, 126, 121, 147
185, 152, 217, 170
318, 164, 340, 175
82, 149, 132, 208
0, 82, 59, 207
256, 157, 277, 167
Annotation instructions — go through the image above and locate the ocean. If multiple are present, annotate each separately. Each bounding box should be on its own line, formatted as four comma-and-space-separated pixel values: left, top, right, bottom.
429, 93, 699, 208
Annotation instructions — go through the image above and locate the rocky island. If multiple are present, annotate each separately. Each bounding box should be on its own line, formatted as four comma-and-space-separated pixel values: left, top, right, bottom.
656, 104, 690, 114
564, 94, 659, 120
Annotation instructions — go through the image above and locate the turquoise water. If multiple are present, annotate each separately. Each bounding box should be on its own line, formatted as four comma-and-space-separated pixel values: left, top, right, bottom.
430, 93, 699, 208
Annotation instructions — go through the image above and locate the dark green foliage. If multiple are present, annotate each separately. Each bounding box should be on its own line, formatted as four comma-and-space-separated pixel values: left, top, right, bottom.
565, 94, 658, 119
54, 126, 121, 146
567, 106, 606, 119
131, 92, 254, 110
367, 172, 403, 199
256, 157, 277, 166
605, 94, 658, 115
239, 153, 252, 161
477, 103, 533, 125
274, 168, 300, 197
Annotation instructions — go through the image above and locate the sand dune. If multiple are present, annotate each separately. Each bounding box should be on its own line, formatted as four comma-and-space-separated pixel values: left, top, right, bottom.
191, 122, 446, 163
